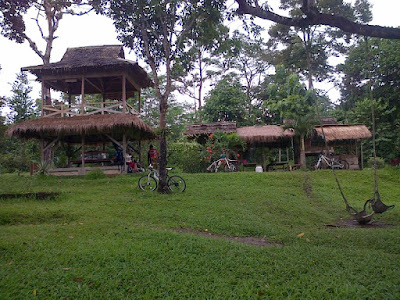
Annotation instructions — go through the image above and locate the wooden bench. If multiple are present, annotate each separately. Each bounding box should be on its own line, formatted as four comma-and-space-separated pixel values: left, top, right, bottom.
266, 161, 289, 172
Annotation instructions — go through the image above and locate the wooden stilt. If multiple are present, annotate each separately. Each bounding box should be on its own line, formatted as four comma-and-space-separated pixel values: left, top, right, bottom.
122, 75, 126, 113
123, 134, 127, 174
81, 136, 85, 175
81, 76, 85, 115
360, 140, 364, 170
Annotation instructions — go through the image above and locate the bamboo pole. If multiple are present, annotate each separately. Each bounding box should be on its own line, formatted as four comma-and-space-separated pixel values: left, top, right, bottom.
81, 76, 85, 115
123, 134, 127, 174
122, 74, 126, 114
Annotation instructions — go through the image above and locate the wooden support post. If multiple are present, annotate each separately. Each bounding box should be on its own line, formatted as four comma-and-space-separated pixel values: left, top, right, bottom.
139, 140, 142, 166
41, 82, 45, 116
360, 140, 364, 170
122, 134, 127, 174
81, 76, 85, 115
291, 137, 295, 163
101, 93, 105, 115
278, 148, 282, 162
41, 139, 45, 162
138, 90, 141, 113
122, 74, 127, 113
81, 135, 85, 175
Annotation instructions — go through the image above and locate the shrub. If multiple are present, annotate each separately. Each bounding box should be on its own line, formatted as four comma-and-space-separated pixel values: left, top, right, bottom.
168, 142, 207, 173
85, 168, 107, 179
367, 156, 385, 169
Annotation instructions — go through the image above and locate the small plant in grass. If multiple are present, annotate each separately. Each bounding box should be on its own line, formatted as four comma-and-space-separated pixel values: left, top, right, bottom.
85, 168, 106, 179
368, 156, 385, 169
33, 160, 51, 175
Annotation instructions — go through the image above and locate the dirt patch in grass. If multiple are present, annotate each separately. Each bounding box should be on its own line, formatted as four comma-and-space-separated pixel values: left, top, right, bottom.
173, 228, 281, 247
302, 175, 312, 198
0, 211, 75, 226
0, 192, 60, 200
325, 218, 391, 228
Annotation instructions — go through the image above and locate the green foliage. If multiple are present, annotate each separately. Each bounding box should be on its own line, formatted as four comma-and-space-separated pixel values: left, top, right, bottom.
367, 157, 385, 169
5, 72, 36, 124
85, 168, 107, 180
0, 170, 399, 298
349, 97, 396, 161
168, 141, 207, 173
339, 37, 400, 161
0, 126, 39, 173
202, 75, 250, 126
33, 160, 51, 176
203, 131, 246, 161
268, 0, 371, 88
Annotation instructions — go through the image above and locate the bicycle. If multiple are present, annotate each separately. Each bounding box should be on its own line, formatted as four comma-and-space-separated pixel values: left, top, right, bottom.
138, 164, 186, 192
206, 157, 238, 172
310, 153, 349, 170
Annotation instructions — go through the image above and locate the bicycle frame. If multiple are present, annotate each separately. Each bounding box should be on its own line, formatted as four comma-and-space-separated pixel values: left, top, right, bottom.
316, 154, 344, 169
138, 164, 186, 192
207, 157, 237, 172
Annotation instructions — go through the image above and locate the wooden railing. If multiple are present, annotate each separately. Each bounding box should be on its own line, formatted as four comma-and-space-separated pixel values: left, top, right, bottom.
42, 101, 139, 118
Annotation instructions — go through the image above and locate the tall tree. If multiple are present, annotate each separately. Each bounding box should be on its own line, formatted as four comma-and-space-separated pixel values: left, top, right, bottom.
5, 72, 36, 124
202, 74, 249, 126
0, 0, 92, 65
174, 20, 229, 122
267, 0, 372, 89
235, 0, 400, 39
223, 30, 271, 123
99, 0, 224, 192
339, 37, 400, 161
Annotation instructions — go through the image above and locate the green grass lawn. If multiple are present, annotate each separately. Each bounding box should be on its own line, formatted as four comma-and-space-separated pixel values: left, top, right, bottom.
0, 168, 399, 299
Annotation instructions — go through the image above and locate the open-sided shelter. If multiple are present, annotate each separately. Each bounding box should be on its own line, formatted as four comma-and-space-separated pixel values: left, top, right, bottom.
307, 124, 372, 169
7, 45, 154, 175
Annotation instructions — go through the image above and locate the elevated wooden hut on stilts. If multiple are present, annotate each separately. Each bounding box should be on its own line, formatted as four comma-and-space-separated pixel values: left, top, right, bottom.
7, 45, 154, 175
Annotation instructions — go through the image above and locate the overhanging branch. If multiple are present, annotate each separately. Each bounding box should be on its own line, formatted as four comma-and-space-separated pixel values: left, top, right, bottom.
235, 0, 400, 39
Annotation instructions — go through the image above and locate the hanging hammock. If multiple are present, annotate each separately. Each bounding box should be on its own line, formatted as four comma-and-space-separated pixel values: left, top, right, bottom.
362, 36, 395, 215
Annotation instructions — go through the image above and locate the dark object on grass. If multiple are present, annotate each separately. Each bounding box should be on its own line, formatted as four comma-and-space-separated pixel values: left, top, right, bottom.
364, 191, 395, 214
0, 192, 60, 200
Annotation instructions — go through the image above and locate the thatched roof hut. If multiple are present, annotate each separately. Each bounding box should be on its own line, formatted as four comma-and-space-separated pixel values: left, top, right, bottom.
237, 125, 294, 144
183, 122, 237, 136
314, 125, 372, 142
22, 45, 153, 98
6, 114, 154, 144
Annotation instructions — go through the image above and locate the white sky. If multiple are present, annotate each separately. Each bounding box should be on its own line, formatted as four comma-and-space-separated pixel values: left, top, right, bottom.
0, 0, 399, 105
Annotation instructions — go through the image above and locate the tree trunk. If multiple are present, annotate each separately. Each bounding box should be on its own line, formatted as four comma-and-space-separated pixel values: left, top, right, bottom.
158, 95, 169, 193
300, 134, 306, 168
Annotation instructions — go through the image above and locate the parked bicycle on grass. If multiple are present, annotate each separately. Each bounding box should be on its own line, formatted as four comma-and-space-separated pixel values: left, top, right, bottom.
138, 164, 186, 192
310, 153, 349, 170
207, 155, 238, 172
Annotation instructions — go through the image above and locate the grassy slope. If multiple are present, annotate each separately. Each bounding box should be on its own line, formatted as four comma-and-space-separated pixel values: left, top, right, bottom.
0, 169, 399, 299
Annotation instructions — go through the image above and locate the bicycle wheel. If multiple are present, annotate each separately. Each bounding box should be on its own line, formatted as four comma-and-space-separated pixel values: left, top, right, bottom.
309, 160, 319, 170
138, 175, 157, 191
207, 162, 217, 172
338, 159, 349, 170
168, 175, 186, 192
224, 164, 236, 172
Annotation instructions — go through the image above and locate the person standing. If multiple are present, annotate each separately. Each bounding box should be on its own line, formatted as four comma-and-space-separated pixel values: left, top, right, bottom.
148, 144, 158, 165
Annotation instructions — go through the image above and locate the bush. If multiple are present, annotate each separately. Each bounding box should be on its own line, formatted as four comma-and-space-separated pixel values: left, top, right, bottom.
168, 142, 207, 173
85, 168, 107, 179
367, 156, 385, 169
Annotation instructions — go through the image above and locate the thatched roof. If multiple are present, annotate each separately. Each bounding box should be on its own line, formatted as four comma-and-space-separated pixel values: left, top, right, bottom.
314, 125, 372, 142
237, 125, 294, 144
6, 114, 155, 143
183, 122, 237, 136
22, 45, 153, 95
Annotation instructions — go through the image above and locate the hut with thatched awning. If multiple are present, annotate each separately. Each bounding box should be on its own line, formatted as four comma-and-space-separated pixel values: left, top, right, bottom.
236, 125, 294, 145
8, 45, 154, 175
307, 124, 372, 169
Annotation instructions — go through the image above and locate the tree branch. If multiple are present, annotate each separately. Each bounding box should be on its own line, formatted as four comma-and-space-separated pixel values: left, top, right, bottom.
235, 0, 400, 39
